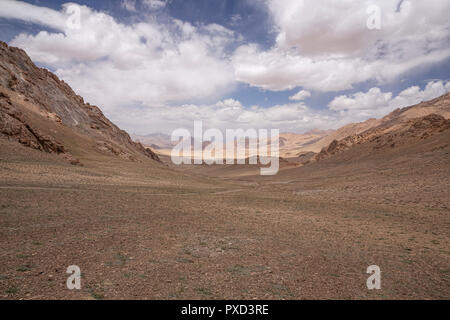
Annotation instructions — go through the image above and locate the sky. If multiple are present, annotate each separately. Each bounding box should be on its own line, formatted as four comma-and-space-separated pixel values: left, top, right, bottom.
0, 0, 449, 135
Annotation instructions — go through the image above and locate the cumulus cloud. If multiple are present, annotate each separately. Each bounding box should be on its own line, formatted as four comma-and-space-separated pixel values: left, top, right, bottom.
113, 98, 338, 135
122, 80, 449, 135
233, 0, 450, 92
329, 88, 393, 112
0, 0, 68, 30
2, 1, 237, 109
1, 0, 449, 136
328, 81, 450, 120
289, 90, 311, 101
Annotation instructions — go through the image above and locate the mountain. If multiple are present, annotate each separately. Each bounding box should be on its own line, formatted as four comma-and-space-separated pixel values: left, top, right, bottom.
314, 93, 450, 162
0, 42, 159, 164
289, 94, 450, 158
181, 93, 450, 178
131, 133, 173, 150
277, 130, 333, 158
132, 91, 450, 164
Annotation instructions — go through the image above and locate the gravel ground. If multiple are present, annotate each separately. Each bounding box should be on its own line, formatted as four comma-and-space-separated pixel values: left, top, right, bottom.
0, 137, 449, 300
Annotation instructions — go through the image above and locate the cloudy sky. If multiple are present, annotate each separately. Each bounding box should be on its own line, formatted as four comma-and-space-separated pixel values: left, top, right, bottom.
1, 0, 449, 134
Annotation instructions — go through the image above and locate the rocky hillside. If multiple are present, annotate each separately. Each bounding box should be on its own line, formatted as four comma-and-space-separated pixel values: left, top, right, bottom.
315, 93, 450, 162
0, 41, 159, 164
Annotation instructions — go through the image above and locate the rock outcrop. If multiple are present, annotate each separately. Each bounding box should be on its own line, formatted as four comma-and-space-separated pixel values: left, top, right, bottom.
0, 41, 160, 163
316, 110, 450, 162
0, 92, 65, 154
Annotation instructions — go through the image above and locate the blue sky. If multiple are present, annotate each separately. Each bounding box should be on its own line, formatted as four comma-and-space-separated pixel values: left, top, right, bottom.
1, 0, 449, 134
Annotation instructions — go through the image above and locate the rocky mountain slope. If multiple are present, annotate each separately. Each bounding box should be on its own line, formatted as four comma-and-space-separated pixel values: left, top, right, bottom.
0, 41, 159, 164
315, 93, 450, 162
280, 94, 450, 158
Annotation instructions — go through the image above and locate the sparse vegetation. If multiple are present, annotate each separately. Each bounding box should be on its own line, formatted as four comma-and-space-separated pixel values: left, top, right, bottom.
6, 287, 18, 294
16, 265, 31, 272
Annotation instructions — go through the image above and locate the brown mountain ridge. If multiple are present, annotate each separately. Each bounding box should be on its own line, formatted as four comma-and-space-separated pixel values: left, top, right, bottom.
315, 94, 450, 162
0, 41, 160, 165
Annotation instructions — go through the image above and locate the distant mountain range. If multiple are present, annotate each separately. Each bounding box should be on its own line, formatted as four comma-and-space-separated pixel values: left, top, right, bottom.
130, 133, 173, 150
132, 93, 450, 163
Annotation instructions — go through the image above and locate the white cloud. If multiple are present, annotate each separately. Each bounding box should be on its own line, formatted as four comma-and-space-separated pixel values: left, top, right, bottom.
124, 79, 450, 135
0, 0, 67, 30
113, 98, 337, 135
229, 14, 243, 26
143, 0, 167, 10
329, 88, 393, 112
1, 0, 449, 136
0, 1, 239, 110
127, 80, 447, 135
3, 1, 237, 109
390, 81, 450, 109
328, 81, 450, 120
122, 0, 167, 12
233, 0, 450, 92
121, 0, 137, 12
289, 90, 311, 101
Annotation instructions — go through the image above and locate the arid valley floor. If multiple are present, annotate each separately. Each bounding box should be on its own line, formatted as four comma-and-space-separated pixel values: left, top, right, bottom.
1, 132, 449, 299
